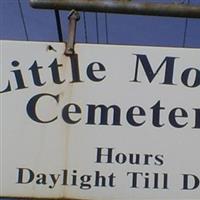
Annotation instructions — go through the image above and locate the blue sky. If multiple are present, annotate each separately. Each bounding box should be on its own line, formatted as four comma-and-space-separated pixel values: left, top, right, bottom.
1, 0, 200, 47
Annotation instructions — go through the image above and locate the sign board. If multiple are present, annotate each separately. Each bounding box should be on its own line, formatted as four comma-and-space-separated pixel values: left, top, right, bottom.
0, 40, 200, 199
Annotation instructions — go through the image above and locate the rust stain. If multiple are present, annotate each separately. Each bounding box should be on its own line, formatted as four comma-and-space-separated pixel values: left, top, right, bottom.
60, 48, 75, 198
2, 197, 88, 200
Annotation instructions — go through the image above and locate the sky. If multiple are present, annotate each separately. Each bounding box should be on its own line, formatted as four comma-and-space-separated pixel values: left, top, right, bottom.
1, 0, 200, 48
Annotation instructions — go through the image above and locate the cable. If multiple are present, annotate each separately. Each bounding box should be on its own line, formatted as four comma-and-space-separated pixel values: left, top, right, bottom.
54, 10, 63, 42
95, 12, 99, 43
105, 13, 109, 44
183, 16, 188, 47
18, 0, 28, 40
83, 12, 88, 43
183, 0, 190, 47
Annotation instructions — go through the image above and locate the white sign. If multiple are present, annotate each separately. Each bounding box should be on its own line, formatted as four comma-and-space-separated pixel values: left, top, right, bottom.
0, 40, 200, 199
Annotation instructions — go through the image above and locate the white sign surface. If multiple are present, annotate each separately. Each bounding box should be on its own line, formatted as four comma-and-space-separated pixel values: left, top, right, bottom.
0, 40, 200, 199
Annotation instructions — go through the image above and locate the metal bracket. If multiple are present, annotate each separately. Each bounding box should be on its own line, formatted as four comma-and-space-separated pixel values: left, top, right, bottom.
65, 10, 80, 56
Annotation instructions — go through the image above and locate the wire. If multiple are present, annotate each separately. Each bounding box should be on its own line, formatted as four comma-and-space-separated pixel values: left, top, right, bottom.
183, 16, 188, 47
18, 0, 28, 40
105, 13, 109, 44
95, 12, 99, 44
54, 10, 63, 42
183, 0, 190, 47
83, 12, 88, 43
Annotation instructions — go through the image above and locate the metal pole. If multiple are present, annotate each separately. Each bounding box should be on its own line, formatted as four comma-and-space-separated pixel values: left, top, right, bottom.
65, 10, 80, 55
30, 0, 200, 18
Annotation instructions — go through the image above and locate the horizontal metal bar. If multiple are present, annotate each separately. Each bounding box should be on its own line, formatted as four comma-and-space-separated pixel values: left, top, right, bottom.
30, 0, 200, 18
